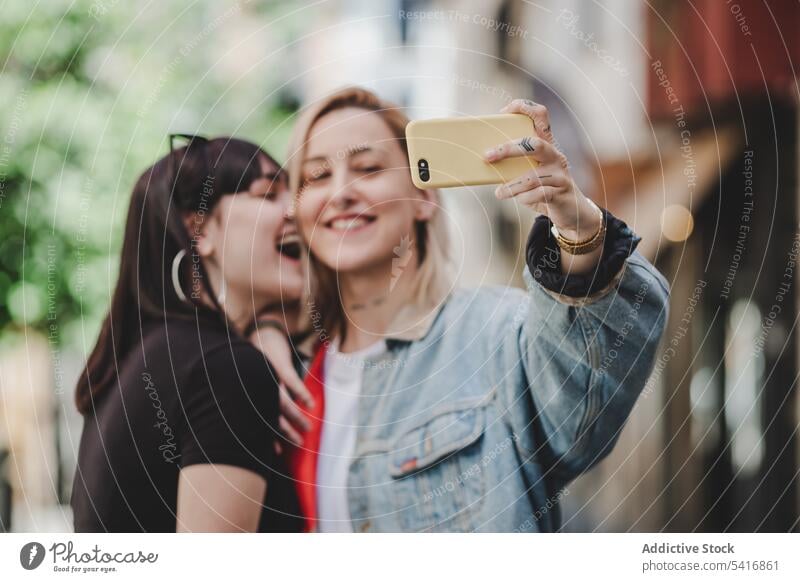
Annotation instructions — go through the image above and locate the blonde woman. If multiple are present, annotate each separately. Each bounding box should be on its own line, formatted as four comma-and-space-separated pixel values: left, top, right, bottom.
256, 87, 669, 532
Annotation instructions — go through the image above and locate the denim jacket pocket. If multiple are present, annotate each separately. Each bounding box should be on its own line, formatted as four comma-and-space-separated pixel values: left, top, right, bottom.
388, 402, 487, 531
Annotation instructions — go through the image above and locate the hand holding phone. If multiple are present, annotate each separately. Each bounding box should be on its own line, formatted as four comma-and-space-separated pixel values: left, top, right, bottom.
405, 113, 538, 189
408, 99, 603, 257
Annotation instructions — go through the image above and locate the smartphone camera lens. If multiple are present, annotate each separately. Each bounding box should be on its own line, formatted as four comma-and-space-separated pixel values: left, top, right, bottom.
418, 159, 430, 182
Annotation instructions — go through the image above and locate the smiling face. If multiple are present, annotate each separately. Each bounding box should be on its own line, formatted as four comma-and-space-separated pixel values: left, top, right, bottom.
295, 107, 434, 275
194, 156, 303, 312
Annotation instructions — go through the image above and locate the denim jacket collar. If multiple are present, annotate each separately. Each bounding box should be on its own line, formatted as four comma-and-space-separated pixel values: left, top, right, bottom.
296, 291, 452, 358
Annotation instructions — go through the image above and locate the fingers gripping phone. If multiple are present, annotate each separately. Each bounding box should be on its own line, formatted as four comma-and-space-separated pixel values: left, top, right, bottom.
405, 113, 538, 189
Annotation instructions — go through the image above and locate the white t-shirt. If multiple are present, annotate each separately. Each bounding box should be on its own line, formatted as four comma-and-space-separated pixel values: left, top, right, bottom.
316, 339, 385, 533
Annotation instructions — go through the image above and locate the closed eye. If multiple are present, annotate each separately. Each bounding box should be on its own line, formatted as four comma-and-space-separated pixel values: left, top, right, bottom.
305, 171, 330, 183
247, 174, 284, 200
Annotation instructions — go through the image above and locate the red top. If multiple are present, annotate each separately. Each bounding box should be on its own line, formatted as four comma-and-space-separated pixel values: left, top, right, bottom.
286, 344, 326, 532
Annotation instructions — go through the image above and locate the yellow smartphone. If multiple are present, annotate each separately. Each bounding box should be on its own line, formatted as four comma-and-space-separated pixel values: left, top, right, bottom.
405, 113, 538, 189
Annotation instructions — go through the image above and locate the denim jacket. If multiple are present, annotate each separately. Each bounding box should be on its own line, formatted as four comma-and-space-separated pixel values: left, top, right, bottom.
299, 210, 670, 532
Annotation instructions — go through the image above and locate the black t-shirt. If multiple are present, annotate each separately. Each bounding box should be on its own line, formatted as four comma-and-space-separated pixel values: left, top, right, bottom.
71, 316, 302, 532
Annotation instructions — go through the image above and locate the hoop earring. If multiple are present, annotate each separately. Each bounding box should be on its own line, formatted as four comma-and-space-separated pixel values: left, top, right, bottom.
217, 276, 226, 304
171, 249, 188, 303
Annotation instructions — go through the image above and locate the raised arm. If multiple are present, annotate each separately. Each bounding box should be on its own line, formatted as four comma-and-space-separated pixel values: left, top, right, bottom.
488, 99, 670, 484
511, 236, 669, 484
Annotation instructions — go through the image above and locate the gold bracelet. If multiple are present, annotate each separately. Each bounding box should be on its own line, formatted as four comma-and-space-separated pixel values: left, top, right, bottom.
550, 200, 606, 256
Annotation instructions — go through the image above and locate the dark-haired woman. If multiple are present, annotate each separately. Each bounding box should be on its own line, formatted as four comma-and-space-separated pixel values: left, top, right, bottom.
71, 137, 305, 532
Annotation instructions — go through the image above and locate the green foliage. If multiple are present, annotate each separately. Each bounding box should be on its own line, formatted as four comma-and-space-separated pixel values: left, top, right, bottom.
0, 1, 299, 352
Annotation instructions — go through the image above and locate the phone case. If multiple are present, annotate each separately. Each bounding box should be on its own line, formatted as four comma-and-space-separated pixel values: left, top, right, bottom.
405, 113, 538, 189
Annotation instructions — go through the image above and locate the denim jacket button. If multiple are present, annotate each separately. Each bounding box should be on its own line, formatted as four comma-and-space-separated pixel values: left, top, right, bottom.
359, 520, 371, 532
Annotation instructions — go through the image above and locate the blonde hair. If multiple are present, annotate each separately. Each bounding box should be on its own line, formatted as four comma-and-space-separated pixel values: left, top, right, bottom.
287, 86, 454, 341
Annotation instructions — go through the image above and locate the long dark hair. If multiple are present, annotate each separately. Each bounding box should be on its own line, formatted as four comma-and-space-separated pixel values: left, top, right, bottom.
75, 136, 279, 414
